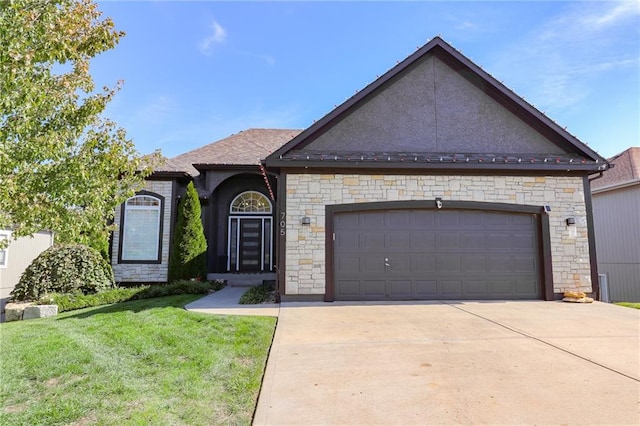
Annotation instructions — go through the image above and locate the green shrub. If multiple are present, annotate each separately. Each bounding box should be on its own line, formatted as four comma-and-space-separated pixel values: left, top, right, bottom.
169, 181, 208, 281
37, 280, 226, 312
239, 282, 275, 305
11, 244, 115, 301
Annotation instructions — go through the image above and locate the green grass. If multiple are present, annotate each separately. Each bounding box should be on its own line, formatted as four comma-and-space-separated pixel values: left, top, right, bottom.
615, 302, 640, 309
0, 295, 276, 425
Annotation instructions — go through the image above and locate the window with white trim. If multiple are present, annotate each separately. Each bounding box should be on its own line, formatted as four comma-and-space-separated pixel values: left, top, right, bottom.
0, 231, 10, 268
230, 191, 272, 213
120, 194, 163, 262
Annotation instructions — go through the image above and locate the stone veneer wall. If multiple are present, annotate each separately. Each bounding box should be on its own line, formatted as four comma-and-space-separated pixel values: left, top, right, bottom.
112, 180, 173, 282
285, 174, 591, 296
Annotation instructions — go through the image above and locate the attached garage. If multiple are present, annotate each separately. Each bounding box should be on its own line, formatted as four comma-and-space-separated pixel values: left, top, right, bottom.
266, 37, 609, 302
329, 203, 543, 301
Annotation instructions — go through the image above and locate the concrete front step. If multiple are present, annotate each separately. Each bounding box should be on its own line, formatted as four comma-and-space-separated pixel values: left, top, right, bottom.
207, 272, 276, 287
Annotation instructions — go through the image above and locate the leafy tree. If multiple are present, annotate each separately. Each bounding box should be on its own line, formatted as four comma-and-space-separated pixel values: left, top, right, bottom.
169, 182, 208, 281
0, 0, 157, 250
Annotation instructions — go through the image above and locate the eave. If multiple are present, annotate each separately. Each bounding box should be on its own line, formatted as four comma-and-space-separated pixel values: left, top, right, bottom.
267, 152, 607, 173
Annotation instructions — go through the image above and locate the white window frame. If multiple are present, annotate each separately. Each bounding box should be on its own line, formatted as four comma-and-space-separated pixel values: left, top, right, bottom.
0, 231, 10, 268
120, 194, 163, 263
230, 191, 272, 214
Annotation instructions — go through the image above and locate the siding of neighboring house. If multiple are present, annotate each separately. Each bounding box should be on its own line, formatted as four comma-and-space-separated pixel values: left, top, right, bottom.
592, 185, 640, 302
0, 230, 55, 315
284, 174, 592, 296
111, 180, 174, 283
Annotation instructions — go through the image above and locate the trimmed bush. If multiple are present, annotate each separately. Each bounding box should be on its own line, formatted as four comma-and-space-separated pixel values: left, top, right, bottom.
169, 181, 208, 281
239, 281, 276, 305
11, 244, 115, 301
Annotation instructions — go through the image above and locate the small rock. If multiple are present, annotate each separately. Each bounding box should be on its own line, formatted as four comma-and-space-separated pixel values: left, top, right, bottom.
23, 305, 58, 320
4, 302, 33, 322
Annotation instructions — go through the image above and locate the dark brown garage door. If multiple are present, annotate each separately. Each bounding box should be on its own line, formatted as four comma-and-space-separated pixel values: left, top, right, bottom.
333, 209, 541, 300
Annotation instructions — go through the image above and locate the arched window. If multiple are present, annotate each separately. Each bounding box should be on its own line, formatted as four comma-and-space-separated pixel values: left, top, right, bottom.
230, 191, 272, 214
120, 193, 163, 262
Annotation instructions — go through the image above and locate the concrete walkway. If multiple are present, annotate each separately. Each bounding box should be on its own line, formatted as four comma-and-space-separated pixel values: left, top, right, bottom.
184, 286, 279, 317
254, 301, 640, 425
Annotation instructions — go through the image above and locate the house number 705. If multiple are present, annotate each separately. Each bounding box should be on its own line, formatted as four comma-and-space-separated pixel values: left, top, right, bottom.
280, 212, 286, 236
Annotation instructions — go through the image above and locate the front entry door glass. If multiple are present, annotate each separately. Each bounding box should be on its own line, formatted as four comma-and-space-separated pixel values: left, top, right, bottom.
228, 216, 273, 272
239, 219, 262, 271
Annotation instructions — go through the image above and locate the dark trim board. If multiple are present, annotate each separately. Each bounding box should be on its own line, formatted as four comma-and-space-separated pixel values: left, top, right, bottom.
276, 173, 287, 299
583, 176, 600, 299
282, 167, 592, 178
324, 199, 554, 302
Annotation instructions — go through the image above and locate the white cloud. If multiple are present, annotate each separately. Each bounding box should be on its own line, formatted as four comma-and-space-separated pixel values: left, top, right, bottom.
132, 96, 177, 126
488, 1, 639, 111
199, 19, 227, 55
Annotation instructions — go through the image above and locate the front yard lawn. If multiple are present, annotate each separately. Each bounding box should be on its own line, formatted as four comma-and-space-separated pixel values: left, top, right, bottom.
615, 302, 640, 309
0, 295, 276, 425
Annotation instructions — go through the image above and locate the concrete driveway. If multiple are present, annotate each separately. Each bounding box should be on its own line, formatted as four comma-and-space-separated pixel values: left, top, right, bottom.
254, 301, 640, 425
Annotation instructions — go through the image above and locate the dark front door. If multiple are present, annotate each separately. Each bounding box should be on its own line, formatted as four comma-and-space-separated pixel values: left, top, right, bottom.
333, 209, 541, 301
239, 219, 263, 272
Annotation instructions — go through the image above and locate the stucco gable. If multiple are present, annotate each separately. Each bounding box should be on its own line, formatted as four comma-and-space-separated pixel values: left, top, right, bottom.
300, 54, 566, 155
266, 37, 607, 172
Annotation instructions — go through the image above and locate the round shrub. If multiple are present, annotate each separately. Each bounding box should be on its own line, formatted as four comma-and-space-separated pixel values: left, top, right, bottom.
11, 244, 115, 301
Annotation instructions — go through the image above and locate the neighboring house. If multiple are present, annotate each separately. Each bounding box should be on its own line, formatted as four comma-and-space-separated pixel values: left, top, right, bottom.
0, 230, 55, 316
591, 147, 640, 302
111, 37, 609, 302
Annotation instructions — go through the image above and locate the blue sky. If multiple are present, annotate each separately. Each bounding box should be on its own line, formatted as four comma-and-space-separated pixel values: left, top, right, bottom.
93, 1, 639, 159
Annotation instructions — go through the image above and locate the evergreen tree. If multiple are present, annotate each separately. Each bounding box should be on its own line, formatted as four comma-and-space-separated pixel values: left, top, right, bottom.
169, 182, 207, 281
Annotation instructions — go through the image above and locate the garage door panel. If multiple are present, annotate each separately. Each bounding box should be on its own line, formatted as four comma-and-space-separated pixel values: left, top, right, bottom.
514, 256, 537, 272
485, 212, 511, 226
488, 280, 514, 295
515, 278, 538, 294
437, 211, 460, 227
513, 233, 536, 249
437, 254, 461, 272
487, 234, 511, 249
386, 211, 411, 227
386, 256, 411, 272
333, 209, 541, 300
336, 256, 361, 273
362, 233, 385, 249
488, 255, 514, 272
411, 232, 436, 248
466, 280, 489, 296
441, 280, 463, 296
462, 233, 485, 249
415, 280, 438, 297
437, 232, 461, 249
363, 280, 386, 297
412, 211, 436, 227
335, 213, 359, 228
362, 212, 385, 226
363, 257, 386, 273
512, 214, 535, 226
462, 255, 487, 272
388, 280, 412, 298
336, 280, 360, 297
388, 233, 411, 249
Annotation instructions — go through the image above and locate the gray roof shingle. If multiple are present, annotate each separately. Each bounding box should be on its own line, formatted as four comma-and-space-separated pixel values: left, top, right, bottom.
168, 128, 301, 176
591, 147, 640, 190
